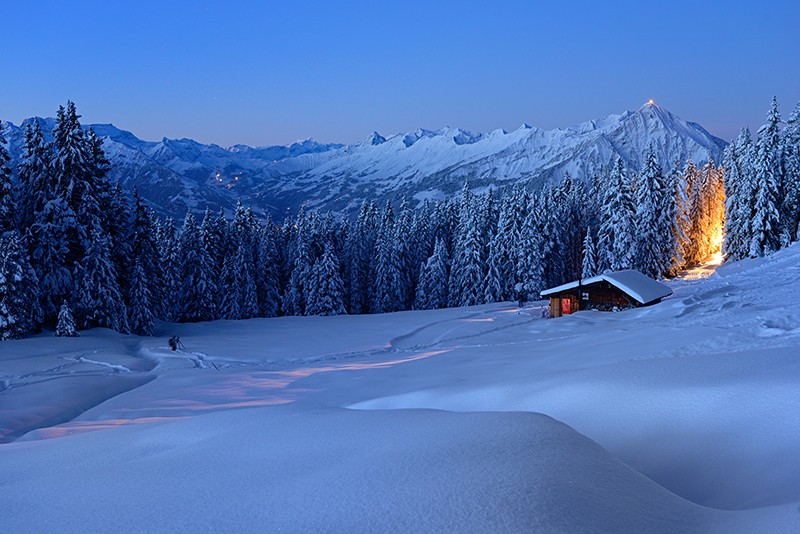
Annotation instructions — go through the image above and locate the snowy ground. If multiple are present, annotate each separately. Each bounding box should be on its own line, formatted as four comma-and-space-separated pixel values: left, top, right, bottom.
2, 246, 800, 532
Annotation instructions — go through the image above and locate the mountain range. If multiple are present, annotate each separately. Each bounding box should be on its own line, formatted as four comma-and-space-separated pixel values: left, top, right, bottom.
2, 103, 727, 219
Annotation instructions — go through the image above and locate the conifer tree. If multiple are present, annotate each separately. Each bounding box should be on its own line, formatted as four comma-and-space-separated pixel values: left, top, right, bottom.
156, 217, 180, 321
74, 225, 129, 333
283, 221, 313, 316
667, 160, 691, 273
394, 198, 416, 308
581, 227, 597, 279
516, 194, 546, 299
306, 242, 346, 316
255, 223, 281, 317
106, 182, 132, 300
415, 237, 449, 310
55, 301, 79, 337
0, 123, 15, 235
51, 102, 101, 265
372, 202, 402, 313
130, 189, 161, 310
176, 212, 216, 322
448, 184, 486, 307
483, 193, 519, 302
219, 240, 259, 320
634, 146, 668, 278
781, 103, 800, 241
346, 201, 378, 314
30, 197, 74, 324
598, 158, 635, 271
749, 97, 783, 257
16, 119, 51, 232
0, 231, 43, 340
128, 259, 155, 335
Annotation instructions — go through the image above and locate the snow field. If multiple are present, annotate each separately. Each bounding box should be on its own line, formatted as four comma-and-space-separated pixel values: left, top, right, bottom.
2, 244, 800, 531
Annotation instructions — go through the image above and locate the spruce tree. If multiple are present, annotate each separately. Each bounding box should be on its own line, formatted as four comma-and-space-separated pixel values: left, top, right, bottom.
74, 225, 129, 333
749, 97, 783, 257
634, 146, 668, 278
283, 222, 313, 316
516, 193, 546, 300
255, 223, 281, 317
128, 259, 155, 336
346, 201, 378, 314
781, 102, 800, 241
219, 241, 259, 320
667, 160, 691, 274
306, 242, 346, 316
130, 189, 161, 312
0, 231, 43, 340
30, 197, 74, 324
581, 227, 597, 279
414, 237, 449, 310
0, 122, 15, 235
55, 301, 79, 337
598, 158, 635, 272
176, 212, 217, 322
156, 217, 180, 321
372, 202, 402, 313
16, 119, 51, 232
448, 184, 486, 307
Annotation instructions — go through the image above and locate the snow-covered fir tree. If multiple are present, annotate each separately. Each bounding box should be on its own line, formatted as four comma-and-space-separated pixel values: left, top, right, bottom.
306, 242, 346, 316
414, 237, 449, 310
283, 216, 313, 316
254, 222, 281, 318
74, 225, 129, 333
516, 193, 546, 300
372, 202, 402, 314
781, 103, 800, 241
55, 301, 79, 337
176, 212, 216, 322
128, 259, 155, 336
30, 197, 74, 324
749, 98, 783, 257
219, 240, 259, 320
0, 123, 15, 235
156, 217, 180, 321
667, 160, 691, 274
0, 231, 43, 339
581, 227, 597, 279
598, 158, 636, 272
634, 146, 669, 278
15, 119, 51, 232
448, 183, 486, 307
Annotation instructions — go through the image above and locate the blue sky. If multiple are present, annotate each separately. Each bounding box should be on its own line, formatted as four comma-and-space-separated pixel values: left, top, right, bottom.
2, 1, 798, 146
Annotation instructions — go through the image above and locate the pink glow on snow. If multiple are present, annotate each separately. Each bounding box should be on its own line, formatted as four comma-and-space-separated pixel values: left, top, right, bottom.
25, 349, 449, 442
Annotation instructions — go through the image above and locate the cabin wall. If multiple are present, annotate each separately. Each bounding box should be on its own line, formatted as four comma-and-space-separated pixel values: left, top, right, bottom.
582, 282, 633, 310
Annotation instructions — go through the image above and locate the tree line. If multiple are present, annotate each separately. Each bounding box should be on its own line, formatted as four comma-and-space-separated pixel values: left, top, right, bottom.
1, 99, 798, 340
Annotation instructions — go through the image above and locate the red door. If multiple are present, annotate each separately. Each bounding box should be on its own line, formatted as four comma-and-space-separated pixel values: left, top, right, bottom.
561, 298, 571, 315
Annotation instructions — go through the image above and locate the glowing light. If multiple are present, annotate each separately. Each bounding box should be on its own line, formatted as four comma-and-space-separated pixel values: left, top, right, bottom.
647, 99, 655, 105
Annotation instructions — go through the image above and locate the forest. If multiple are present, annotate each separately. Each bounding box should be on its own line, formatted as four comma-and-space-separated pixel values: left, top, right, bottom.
0, 98, 798, 339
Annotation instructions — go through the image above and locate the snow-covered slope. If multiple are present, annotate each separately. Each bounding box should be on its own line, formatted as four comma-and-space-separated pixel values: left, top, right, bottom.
2, 244, 800, 531
2, 103, 726, 218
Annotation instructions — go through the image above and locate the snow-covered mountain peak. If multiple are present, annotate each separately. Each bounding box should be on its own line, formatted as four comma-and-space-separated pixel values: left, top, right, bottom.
2, 104, 728, 218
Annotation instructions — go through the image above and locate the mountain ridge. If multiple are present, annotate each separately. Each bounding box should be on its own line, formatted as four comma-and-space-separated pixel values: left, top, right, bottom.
1, 103, 727, 219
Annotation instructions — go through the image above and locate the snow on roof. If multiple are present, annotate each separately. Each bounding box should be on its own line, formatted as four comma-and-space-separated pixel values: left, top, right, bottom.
540, 270, 672, 305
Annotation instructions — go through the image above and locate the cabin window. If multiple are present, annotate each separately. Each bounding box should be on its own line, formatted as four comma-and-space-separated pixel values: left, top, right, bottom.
581, 292, 589, 300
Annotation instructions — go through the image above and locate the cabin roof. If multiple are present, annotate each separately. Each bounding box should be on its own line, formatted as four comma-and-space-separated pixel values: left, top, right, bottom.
540, 270, 673, 305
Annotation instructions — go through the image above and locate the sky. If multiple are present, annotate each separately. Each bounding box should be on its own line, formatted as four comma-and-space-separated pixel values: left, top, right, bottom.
1, 0, 798, 147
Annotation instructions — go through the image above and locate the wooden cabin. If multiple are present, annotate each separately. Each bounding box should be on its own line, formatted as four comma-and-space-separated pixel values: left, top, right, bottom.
540, 270, 672, 318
